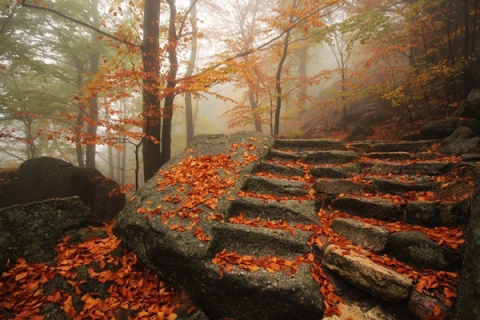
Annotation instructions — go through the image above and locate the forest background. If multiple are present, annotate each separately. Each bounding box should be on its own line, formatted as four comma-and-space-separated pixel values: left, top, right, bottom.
1, 0, 479, 190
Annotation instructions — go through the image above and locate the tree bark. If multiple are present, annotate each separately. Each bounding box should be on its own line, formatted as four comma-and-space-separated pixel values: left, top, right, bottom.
161, 0, 178, 166
274, 27, 292, 137
185, 0, 197, 146
85, 0, 100, 169
141, 0, 161, 181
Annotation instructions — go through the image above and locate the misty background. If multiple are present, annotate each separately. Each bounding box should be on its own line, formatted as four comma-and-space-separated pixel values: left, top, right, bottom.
1, 0, 478, 189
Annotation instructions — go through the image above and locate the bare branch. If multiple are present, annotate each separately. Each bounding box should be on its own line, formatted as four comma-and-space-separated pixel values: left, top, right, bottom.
20, 0, 139, 47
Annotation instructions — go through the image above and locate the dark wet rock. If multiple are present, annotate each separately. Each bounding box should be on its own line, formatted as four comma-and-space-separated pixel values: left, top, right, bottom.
0, 157, 125, 224
439, 127, 480, 156
331, 218, 389, 252
0, 196, 90, 275
386, 231, 458, 271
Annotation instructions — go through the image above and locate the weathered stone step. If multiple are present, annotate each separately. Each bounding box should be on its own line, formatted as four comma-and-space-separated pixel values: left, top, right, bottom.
313, 176, 435, 198
228, 197, 318, 224
362, 152, 414, 161
322, 244, 413, 302
330, 195, 467, 226
349, 140, 437, 153
241, 176, 310, 197
365, 161, 453, 176
310, 163, 364, 179
202, 261, 324, 319
330, 218, 462, 271
267, 149, 359, 164
274, 139, 346, 151
209, 223, 312, 257
252, 161, 305, 177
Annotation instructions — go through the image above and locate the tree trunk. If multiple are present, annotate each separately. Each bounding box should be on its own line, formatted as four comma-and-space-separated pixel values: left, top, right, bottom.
185, 0, 197, 146
141, 0, 161, 181
161, 0, 178, 166
273, 27, 291, 137
85, 0, 100, 169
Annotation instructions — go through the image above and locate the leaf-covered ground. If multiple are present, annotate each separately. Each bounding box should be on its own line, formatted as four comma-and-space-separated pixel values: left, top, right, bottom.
0, 224, 194, 319
0, 137, 468, 319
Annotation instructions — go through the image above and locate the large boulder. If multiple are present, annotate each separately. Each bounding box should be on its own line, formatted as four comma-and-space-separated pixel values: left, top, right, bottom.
458, 89, 480, 120
114, 132, 325, 319
456, 168, 480, 320
438, 127, 480, 156
0, 196, 91, 275
0, 157, 125, 224
419, 118, 480, 140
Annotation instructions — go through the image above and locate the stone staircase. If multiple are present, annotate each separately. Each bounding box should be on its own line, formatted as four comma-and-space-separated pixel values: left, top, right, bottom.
219, 138, 472, 319
115, 133, 475, 320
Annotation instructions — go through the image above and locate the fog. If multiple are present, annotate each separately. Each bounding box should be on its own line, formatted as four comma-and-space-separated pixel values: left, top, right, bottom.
1, 0, 478, 188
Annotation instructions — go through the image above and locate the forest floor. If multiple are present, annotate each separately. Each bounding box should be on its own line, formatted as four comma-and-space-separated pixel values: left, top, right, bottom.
0, 117, 467, 319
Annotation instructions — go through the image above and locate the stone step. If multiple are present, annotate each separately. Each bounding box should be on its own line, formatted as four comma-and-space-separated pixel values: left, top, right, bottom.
274, 139, 347, 151
313, 176, 435, 198
365, 161, 453, 176
241, 176, 310, 197
267, 149, 359, 164
330, 218, 462, 271
203, 260, 324, 319
228, 196, 318, 224
252, 161, 305, 177
348, 140, 437, 153
209, 223, 312, 257
322, 244, 413, 302
361, 152, 414, 161
330, 195, 467, 227
310, 163, 364, 179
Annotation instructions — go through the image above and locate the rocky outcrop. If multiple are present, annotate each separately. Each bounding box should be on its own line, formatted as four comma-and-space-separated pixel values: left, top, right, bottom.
456, 167, 480, 320
115, 131, 474, 319
0, 196, 91, 275
115, 132, 328, 320
0, 157, 126, 224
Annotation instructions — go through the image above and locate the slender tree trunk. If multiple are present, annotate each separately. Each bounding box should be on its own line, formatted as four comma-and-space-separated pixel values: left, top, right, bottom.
247, 87, 262, 132
185, 0, 197, 145
161, 0, 178, 166
74, 58, 85, 168
274, 27, 291, 137
298, 41, 308, 107
85, 0, 100, 169
141, 0, 161, 181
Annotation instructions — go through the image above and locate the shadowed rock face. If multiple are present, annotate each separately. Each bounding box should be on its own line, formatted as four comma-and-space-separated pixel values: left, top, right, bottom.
0, 157, 125, 224
115, 131, 474, 320
0, 196, 91, 275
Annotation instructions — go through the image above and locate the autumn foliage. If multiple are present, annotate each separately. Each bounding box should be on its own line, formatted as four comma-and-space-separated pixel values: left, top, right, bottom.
0, 225, 190, 319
